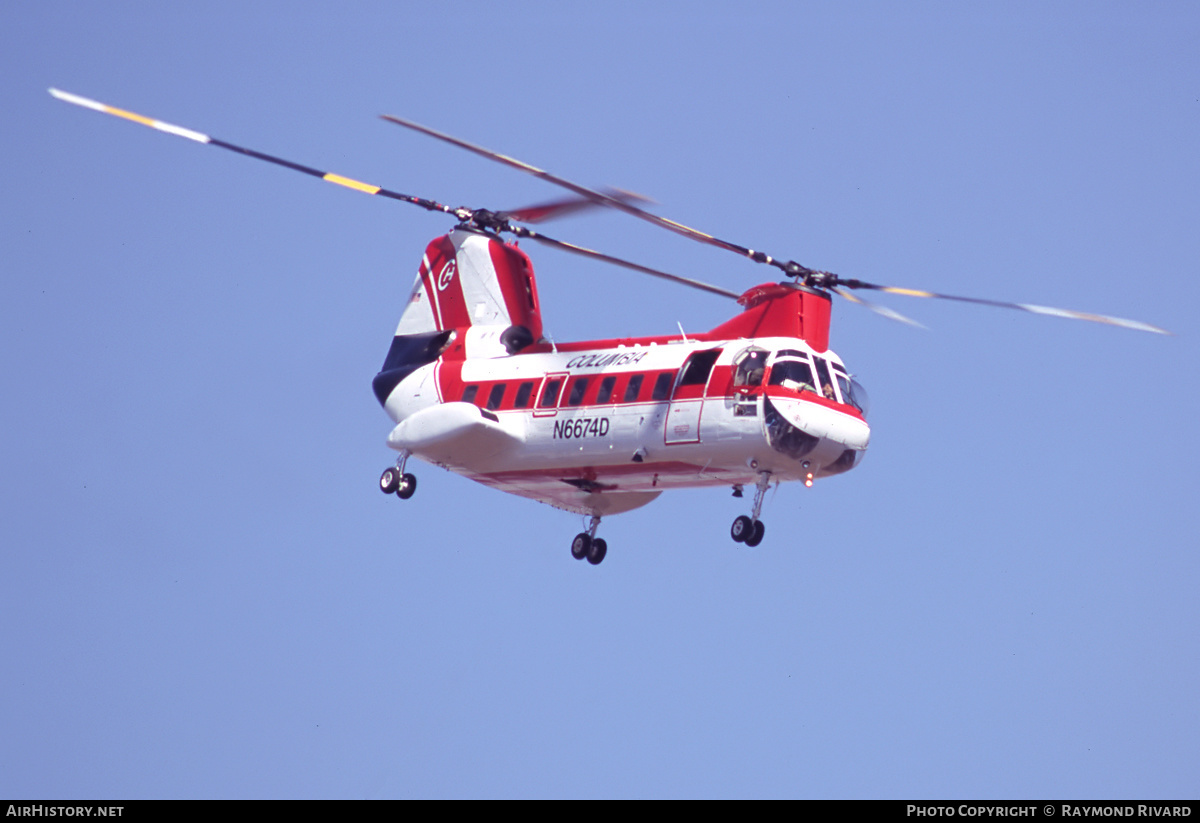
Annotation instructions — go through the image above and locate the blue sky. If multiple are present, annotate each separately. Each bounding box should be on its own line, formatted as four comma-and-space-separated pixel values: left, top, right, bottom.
3, 1, 1197, 798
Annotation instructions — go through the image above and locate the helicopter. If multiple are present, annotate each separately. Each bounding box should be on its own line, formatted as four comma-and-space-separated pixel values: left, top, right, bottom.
49, 88, 1169, 566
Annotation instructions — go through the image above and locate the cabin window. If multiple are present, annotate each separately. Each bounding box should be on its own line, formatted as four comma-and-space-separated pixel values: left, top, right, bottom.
539, 377, 564, 409
678, 349, 722, 387
486, 383, 506, 411
623, 374, 644, 403
514, 381, 534, 409
566, 377, 589, 406
651, 372, 675, 401
769, 359, 816, 394
461, 385, 478, 404
595, 375, 617, 404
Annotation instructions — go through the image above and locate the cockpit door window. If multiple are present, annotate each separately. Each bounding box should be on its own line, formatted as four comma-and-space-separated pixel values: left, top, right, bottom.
732, 348, 768, 389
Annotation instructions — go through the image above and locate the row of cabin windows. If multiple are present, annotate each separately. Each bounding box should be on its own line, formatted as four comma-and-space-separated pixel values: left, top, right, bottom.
459, 370, 678, 412
459, 355, 860, 412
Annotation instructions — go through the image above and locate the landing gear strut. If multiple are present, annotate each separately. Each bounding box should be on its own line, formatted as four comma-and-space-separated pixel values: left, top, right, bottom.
380, 450, 417, 500
731, 471, 770, 547
571, 515, 607, 565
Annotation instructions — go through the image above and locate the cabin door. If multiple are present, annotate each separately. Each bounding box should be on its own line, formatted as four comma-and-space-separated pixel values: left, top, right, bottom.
664, 349, 722, 445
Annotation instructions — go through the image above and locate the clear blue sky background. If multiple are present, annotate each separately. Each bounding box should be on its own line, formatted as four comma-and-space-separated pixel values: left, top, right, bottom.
3, 1, 1197, 799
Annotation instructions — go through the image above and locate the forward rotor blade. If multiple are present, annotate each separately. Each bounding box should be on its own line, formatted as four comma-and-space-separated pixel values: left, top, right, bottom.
837, 279, 1171, 334
511, 227, 740, 300
831, 287, 926, 328
505, 188, 654, 224
49, 88, 463, 218
380, 114, 792, 272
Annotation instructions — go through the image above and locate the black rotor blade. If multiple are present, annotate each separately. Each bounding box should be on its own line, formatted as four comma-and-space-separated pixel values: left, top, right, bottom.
835, 278, 1171, 334
380, 114, 795, 273
50, 88, 466, 220
58, 90, 1166, 333
381, 112, 1170, 335
50, 90, 741, 302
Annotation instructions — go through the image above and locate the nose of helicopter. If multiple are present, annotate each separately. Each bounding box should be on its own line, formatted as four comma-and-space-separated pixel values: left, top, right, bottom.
766, 395, 870, 451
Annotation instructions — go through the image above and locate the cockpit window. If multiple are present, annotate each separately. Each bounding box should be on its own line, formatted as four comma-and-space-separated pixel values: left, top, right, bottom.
835, 374, 853, 406
768, 359, 816, 394
733, 348, 768, 388
813, 357, 837, 401
845, 377, 869, 415
825, 361, 866, 413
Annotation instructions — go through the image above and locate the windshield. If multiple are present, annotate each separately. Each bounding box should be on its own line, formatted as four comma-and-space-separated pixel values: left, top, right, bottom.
768, 359, 816, 394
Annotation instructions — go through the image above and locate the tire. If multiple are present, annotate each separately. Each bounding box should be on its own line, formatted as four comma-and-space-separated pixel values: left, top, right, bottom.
731, 515, 753, 543
380, 467, 400, 495
396, 473, 417, 500
744, 520, 766, 548
587, 538, 607, 565
571, 533, 591, 560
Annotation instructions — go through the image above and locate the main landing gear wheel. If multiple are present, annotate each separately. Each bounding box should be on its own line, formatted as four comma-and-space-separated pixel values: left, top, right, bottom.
379, 467, 400, 495
731, 516, 765, 546
381, 466, 417, 499
572, 515, 607, 564
731, 471, 772, 546
587, 538, 607, 565
571, 533, 591, 560
731, 515, 754, 543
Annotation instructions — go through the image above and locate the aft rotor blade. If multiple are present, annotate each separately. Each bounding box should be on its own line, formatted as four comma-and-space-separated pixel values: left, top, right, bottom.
836, 278, 1171, 334
49, 88, 464, 218
505, 188, 654, 224
380, 114, 793, 272
511, 227, 740, 300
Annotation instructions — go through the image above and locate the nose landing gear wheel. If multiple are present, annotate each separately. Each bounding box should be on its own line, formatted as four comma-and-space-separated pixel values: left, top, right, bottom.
571, 533, 591, 560
744, 520, 765, 547
396, 473, 417, 499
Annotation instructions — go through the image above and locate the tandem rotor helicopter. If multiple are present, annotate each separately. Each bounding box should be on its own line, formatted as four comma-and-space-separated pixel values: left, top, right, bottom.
50, 88, 1170, 566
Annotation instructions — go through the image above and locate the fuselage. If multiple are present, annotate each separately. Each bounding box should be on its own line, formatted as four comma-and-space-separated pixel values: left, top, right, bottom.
378, 331, 869, 515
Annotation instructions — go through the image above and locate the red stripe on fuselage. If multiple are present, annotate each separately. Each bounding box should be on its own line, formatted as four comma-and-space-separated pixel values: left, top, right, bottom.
761, 384, 865, 421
